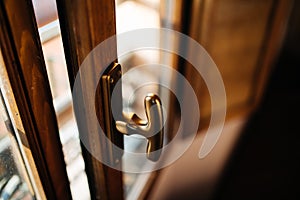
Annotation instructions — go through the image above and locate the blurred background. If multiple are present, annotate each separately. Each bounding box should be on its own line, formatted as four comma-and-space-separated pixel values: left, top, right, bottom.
0, 0, 299, 199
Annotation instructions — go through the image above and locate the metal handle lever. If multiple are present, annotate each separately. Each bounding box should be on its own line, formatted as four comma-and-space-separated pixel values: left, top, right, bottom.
116, 94, 164, 161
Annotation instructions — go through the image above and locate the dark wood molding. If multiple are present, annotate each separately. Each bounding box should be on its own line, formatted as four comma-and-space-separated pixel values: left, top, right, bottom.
0, 0, 72, 199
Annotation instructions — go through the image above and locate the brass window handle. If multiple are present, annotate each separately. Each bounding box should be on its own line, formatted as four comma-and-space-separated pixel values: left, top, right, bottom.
116, 94, 164, 161
101, 63, 164, 162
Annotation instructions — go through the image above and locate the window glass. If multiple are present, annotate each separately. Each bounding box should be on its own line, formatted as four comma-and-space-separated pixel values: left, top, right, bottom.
0, 93, 35, 200
32, 0, 58, 27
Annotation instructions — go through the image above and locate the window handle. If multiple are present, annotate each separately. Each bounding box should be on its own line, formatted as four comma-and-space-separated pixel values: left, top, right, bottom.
101, 63, 164, 163
116, 94, 164, 161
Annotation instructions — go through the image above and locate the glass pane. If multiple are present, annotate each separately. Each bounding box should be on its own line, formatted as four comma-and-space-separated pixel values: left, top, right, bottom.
116, 0, 165, 198
0, 93, 35, 199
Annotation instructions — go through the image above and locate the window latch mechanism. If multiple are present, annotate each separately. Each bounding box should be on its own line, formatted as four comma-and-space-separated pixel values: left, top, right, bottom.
101, 63, 164, 162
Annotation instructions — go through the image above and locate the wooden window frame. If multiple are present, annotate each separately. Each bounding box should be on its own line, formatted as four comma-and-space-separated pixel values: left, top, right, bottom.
0, 0, 72, 199
56, 0, 124, 199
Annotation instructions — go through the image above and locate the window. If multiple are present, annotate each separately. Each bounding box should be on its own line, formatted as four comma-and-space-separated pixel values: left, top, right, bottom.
0, 92, 34, 199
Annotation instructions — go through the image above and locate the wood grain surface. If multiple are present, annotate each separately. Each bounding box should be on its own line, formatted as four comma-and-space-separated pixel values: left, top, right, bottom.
0, 0, 72, 199
56, 0, 123, 199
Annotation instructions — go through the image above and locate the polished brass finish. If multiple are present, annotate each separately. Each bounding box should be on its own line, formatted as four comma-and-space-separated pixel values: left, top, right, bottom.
102, 63, 164, 162
116, 94, 164, 161
101, 63, 124, 164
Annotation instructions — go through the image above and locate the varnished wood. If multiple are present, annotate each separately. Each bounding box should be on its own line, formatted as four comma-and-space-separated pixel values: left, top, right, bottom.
162, 0, 192, 139
251, 0, 293, 108
56, 0, 123, 199
0, 0, 72, 199
0, 50, 46, 199
191, 0, 274, 118
172, 0, 292, 125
